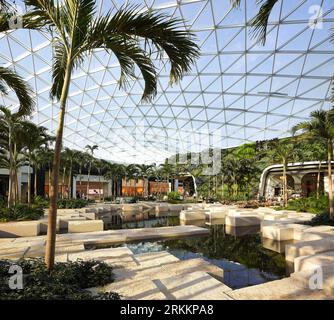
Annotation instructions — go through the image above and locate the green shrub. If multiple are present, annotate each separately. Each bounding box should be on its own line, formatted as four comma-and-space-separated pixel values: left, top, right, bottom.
274, 195, 328, 214
0, 258, 120, 300
167, 191, 181, 202
308, 211, 334, 226
0, 204, 44, 222
33, 196, 49, 208
57, 198, 90, 209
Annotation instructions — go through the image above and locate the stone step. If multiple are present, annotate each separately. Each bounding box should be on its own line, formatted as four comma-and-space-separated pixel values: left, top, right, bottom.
113, 253, 227, 285
227, 277, 333, 300
285, 239, 334, 262
91, 271, 232, 300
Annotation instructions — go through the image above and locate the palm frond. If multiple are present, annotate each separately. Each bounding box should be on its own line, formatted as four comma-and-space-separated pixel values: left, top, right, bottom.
230, 0, 242, 8
80, 7, 198, 101
23, 0, 64, 34
250, 0, 280, 45
101, 7, 199, 84
0, 66, 35, 116
50, 41, 68, 100
62, 0, 95, 51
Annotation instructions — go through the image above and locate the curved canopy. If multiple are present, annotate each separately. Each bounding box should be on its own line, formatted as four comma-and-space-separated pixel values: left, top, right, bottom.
1, 0, 334, 163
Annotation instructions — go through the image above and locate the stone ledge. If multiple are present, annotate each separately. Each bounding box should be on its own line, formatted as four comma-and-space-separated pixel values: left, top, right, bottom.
68, 220, 104, 233
0, 221, 41, 238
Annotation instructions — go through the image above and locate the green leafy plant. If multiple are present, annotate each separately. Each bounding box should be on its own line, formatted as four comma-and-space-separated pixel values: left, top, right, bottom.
0, 204, 44, 222
274, 195, 328, 214
0, 258, 120, 300
33, 195, 49, 208
308, 211, 334, 226
57, 198, 91, 209
167, 191, 182, 203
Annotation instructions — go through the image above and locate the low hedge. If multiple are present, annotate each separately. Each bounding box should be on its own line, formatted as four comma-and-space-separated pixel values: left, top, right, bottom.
0, 258, 120, 300
0, 204, 44, 222
57, 198, 91, 209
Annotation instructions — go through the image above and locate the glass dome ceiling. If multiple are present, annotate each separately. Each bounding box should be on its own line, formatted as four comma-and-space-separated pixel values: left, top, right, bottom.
1, 0, 334, 163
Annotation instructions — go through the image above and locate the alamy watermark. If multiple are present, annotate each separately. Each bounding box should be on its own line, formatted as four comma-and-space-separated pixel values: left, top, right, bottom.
8, 264, 23, 290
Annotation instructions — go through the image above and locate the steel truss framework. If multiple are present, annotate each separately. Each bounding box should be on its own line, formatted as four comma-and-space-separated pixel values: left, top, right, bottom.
0, 0, 334, 163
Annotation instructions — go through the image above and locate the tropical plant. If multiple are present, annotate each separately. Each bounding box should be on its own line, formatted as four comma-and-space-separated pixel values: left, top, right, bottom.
0, 106, 30, 206
266, 138, 297, 207
136, 164, 154, 198
21, 122, 52, 205
85, 144, 98, 198
293, 110, 334, 220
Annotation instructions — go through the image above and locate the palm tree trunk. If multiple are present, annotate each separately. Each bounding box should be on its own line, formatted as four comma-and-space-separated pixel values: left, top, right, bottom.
283, 160, 288, 207
87, 162, 91, 199
8, 130, 13, 207
68, 160, 72, 199
317, 161, 321, 199
327, 141, 334, 219
34, 166, 38, 199
98, 172, 101, 201
62, 167, 66, 199
27, 155, 31, 205
45, 60, 72, 272
79, 166, 82, 198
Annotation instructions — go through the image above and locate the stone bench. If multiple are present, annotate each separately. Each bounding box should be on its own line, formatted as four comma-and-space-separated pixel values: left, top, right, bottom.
0, 221, 41, 238
180, 210, 207, 221
225, 215, 261, 227
262, 224, 309, 241
59, 216, 87, 230
294, 226, 334, 241
68, 220, 104, 233
285, 239, 334, 262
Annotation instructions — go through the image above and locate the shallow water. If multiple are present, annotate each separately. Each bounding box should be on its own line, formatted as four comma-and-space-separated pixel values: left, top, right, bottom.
110, 216, 289, 289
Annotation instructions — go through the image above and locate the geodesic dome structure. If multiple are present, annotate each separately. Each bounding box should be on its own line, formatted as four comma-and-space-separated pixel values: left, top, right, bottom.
1, 0, 334, 163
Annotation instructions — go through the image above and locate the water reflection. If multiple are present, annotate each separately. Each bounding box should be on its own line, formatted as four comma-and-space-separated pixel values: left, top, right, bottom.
261, 237, 295, 254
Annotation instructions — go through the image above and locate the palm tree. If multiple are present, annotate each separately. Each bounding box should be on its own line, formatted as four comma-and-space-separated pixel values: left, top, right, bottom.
136, 164, 154, 198
75, 151, 89, 198
85, 144, 98, 198
0, 106, 31, 206
21, 122, 51, 205
20, 0, 198, 270
63, 148, 76, 199
267, 139, 296, 207
94, 158, 107, 201
293, 110, 334, 219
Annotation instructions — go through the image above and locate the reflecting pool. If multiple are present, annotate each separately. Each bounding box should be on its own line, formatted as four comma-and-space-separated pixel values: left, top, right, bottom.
111, 216, 289, 289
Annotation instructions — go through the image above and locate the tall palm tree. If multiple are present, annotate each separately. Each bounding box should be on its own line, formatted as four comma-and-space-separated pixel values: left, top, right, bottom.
21, 122, 51, 205
19, 0, 198, 270
293, 110, 334, 219
93, 158, 106, 201
85, 144, 98, 198
136, 164, 154, 198
63, 148, 76, 199
267, 139, 297, 207
0, 106, 31, 206
75, 151, 89, 198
